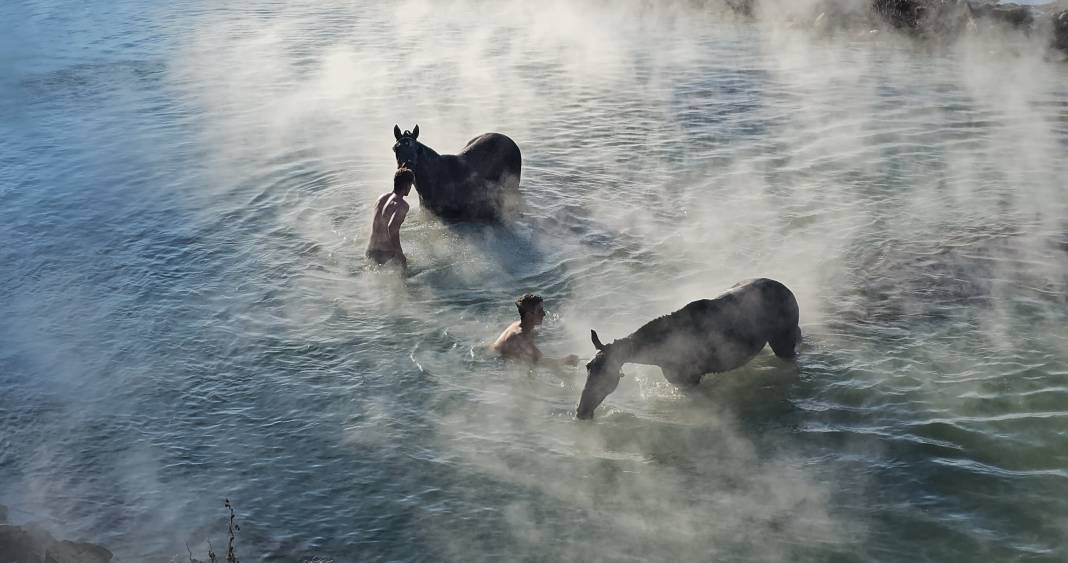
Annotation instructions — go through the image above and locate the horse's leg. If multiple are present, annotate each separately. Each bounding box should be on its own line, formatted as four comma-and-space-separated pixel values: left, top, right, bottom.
497, 173, 522, 218
768, 325, 802, 359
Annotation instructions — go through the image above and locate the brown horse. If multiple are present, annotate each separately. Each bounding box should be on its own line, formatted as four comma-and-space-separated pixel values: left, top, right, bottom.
392, 125, 522, 221
577, 278, 802, 420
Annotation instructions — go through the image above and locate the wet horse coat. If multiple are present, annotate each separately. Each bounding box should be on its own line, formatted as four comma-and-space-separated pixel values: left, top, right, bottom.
577, 278, 802, 419
392, 125, 522, 221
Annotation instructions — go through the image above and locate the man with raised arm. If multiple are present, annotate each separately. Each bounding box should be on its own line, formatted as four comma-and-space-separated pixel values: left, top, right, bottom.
366, 167, 414, 269
492, 293, 580, 367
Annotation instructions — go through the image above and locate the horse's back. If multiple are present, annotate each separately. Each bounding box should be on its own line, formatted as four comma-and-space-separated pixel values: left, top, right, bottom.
626, 279, 800, 377
689, 278, 799, 349
721, 278, 798, 326
458, 132, 522, 179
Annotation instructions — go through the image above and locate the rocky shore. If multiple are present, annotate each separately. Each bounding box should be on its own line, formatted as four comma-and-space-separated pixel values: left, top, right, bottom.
0, 505, 113, 563
717, 0, 1068, 55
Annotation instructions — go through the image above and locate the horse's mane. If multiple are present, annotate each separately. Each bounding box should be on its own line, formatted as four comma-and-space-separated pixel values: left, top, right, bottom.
412, 139, 441, 160
622, 300, 711, 348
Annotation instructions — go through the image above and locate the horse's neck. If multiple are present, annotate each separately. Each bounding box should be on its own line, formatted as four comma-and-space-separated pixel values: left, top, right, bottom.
613, 335, 663, 367
612, 310, 683, 367
412, 145, 443, 192
420, 144, 442, 163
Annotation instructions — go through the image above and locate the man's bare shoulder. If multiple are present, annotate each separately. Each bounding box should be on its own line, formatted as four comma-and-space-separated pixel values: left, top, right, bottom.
390, 197, 409, 216
491, 321, 523, 352
496, 321, 523, 339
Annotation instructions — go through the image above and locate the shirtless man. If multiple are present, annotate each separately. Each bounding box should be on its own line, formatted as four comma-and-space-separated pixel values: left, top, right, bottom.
492, 293, 580, 367
367, 167, 414, 269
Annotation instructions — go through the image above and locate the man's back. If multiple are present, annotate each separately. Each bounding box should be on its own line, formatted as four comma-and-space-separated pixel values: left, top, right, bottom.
367, 167, 414, 268
367, 192, 409, 264
492, 321, 541, 363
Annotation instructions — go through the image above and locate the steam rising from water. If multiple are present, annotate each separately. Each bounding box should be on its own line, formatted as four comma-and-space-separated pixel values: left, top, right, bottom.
3, 0, 1068, 561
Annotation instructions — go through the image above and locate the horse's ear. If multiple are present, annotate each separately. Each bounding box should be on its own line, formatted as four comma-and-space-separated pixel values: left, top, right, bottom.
412, 124, 419, 140
591, 329, 605, 351
394, 125, 402, 140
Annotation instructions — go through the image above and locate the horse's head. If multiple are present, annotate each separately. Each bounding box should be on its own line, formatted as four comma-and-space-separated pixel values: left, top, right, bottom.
577, 329, 624, 420
393, 124, 422, 169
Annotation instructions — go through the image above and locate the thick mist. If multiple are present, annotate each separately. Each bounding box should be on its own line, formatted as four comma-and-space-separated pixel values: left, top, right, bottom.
3, 0, 1067, 561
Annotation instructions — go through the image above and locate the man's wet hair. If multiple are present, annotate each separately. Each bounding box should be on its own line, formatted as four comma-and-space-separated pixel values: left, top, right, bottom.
394, 167, 415, 192
516, 293, 544, 318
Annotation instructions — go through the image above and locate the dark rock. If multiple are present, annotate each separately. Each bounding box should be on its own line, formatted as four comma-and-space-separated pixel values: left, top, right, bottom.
0, 522, 111, 563
970, 3, 1034, 29
810, 0, 877, 31
0, 525, 45, 563
872, 0, 926, 29
725, 0, 754, 17
45, 540, 113, 563
18, 522, 57, 552
872, 0, 976, 35
695, 0, 756, 19
1053, 10, 1068, 51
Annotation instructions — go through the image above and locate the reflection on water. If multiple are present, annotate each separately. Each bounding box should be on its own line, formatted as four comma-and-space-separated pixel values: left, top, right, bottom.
2, 1, 1067, 561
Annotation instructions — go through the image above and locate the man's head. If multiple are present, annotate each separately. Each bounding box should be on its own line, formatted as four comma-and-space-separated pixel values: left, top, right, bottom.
516, 293, 545, 325
394, 167, 415, 196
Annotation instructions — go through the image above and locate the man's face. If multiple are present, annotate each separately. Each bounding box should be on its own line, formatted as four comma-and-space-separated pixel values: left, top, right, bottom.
527, 303, 546, 325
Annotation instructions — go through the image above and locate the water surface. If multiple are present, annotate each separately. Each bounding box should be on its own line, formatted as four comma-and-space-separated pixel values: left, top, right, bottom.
2, 1, 1068, 561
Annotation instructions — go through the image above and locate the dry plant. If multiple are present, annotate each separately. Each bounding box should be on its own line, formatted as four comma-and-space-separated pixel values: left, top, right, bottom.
187, 499, 240, 563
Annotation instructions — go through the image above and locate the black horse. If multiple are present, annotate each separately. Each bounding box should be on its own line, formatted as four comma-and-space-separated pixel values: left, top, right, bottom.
392, 125, 522, 221
577, 278, 802, 420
